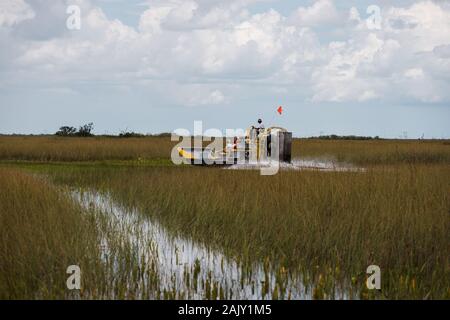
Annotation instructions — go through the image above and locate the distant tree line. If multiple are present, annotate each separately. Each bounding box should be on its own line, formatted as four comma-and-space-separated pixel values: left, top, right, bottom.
118, 131, 171, 138
55, 125, 382, 140
308, 134, 381, 140
118, 131, 144, 138
56, 123, 94, 137
55, 123, 172, 138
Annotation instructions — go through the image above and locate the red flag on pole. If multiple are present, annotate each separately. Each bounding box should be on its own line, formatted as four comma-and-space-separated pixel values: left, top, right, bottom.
277, 106, 283, 115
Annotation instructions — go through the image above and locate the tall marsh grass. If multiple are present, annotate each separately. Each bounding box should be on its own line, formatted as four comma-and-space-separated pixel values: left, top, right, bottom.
294, 139, 450, 165
50, 164, 450, 299
0, 136, 449, 166
0, 169, 160, 299
0, 168, 104, 298
1, 136, 449, 299
0, 136, 173, 161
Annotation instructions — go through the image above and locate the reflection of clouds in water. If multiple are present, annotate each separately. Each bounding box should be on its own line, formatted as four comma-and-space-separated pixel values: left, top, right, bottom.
73, 190, 317, 299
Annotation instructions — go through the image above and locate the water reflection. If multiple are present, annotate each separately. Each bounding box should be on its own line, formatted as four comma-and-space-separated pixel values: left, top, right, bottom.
74, 190, 330, 299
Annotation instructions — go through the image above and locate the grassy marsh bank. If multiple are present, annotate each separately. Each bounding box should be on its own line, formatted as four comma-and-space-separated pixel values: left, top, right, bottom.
0, 168, 103, 299
1, 136, 449, 299
1, 136, 449, 166
48, 164, 450, 299
0, 168, 162, 299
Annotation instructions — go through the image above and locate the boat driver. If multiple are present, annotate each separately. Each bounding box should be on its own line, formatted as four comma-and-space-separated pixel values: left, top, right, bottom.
255, 118, 264, 135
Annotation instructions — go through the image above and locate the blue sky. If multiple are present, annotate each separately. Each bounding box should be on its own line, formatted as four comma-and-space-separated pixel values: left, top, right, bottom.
1, 0, 449, 138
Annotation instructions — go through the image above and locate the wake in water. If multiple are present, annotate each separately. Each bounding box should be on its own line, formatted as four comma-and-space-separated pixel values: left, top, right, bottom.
226, 158, 365, 172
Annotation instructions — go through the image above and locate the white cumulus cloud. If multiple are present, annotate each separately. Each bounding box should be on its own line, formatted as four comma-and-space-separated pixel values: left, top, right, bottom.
0, 0, 449, 106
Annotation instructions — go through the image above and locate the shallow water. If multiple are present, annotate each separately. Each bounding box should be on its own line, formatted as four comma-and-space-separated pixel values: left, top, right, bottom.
73, 190, 353, 299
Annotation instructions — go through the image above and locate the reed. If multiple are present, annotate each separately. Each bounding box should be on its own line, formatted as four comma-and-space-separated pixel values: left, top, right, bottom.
0, 168, 104, 298
0, 136, 173, 162
48, 163, 450, 299
0, 168, 161, 299
1, 136, 449, 299
293, 139, 450, 165
1, 136, 449, 166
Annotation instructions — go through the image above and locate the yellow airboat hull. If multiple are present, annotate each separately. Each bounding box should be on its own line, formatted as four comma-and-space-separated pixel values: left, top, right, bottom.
177, 126, 292, 165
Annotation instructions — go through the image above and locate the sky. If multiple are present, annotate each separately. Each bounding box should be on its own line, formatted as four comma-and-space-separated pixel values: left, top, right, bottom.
0, 0, 449, 138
